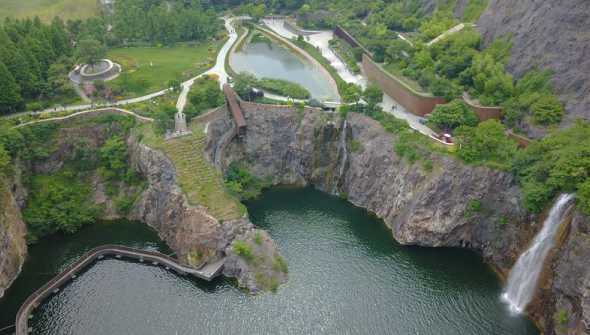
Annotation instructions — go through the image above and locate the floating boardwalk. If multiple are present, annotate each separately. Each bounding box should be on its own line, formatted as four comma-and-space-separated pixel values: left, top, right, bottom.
14, 245, 225, 335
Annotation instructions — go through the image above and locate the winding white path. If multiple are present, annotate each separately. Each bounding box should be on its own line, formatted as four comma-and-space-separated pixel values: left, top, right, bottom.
176, 16, 251, 112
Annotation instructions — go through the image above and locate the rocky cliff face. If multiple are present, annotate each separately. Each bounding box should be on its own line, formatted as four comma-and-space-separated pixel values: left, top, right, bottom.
0, 180, 27, 299
544, 210, 590, 334
209, 106, 531, 270
0, 118, 286, 296
207, 104, 589, 334
477, 0, 590, 128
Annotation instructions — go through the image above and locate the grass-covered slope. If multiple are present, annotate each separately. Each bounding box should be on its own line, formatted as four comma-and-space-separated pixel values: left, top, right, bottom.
140, 123, 244, 221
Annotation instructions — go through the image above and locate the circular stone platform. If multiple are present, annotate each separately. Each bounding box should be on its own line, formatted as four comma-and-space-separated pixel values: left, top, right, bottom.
69, 58, 122, 84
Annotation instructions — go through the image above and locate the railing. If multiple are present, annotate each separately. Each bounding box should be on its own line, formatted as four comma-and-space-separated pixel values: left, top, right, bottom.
14, 245, 224, 335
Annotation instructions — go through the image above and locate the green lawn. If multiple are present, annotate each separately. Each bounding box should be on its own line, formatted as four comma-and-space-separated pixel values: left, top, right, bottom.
0, 0, 99, 21
107, 41, 224, 99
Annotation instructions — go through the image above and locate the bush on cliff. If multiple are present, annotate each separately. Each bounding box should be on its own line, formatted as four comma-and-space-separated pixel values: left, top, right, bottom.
454, 119, 517, 169
225, 162, 270, 201
24, 171, 99, 243
512, 121, 590, 213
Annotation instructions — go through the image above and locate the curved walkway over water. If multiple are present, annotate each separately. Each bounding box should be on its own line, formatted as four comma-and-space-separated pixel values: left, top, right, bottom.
14, 245, 224, 335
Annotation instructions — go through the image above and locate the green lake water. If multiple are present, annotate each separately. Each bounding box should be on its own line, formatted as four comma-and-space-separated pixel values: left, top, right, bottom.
0, 187, 539, 334
230, 41, 339, 102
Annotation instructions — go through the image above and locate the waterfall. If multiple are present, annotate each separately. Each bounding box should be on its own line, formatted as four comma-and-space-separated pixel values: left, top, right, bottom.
333, 119, 348, 194
502, 193, 574, 313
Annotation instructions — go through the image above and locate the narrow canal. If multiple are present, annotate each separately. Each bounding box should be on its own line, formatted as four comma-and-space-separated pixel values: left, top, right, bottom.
0, 187, 538, 334
229, 38, 339, 102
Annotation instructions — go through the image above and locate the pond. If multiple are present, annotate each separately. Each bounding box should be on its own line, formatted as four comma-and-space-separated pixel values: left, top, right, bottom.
230, 39, 340, 102
0, 188, 539, 335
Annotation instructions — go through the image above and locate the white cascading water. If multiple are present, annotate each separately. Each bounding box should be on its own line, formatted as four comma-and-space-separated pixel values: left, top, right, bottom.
502, 193, 575, 313
332, 120, 348, 194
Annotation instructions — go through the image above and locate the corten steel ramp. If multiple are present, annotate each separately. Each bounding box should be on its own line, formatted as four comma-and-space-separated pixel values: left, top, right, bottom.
14, 245, 225, 335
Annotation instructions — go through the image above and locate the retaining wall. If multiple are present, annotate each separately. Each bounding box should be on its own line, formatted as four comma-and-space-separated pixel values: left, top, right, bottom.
362, 54, 446, 117
334, 26, 373, 58
462, 93, 503, 121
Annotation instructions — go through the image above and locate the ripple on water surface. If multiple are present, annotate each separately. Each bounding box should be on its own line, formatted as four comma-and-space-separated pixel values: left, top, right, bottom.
5, 188, 538, 335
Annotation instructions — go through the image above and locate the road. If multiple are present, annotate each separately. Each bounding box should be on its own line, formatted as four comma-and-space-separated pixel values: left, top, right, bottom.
176, 16, 250, 112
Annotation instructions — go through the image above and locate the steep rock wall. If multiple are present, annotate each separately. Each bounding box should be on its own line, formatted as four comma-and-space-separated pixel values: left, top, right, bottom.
207, 105, 590, 334
0, 180, 27, 299
208, 107, 530, 270
477, 0, 590, 127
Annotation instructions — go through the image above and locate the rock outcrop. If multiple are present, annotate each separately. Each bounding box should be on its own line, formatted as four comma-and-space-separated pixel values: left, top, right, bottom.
127, 134, 286, 292
477, 0, 590, 129
0, 180, 27, 299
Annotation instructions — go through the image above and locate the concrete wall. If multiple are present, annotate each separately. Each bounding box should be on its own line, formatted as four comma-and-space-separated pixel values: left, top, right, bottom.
362, 54, 446, 117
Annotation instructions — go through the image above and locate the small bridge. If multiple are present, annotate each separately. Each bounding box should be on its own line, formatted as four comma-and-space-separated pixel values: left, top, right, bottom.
14, 245, 224, 335
223, 84, 247, 135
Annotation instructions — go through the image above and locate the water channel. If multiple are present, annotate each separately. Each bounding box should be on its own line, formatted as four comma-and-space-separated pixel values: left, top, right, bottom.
0, 187, 538, 335
229, 38, 339, 102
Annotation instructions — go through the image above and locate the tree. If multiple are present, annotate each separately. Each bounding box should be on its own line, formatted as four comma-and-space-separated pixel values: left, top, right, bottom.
469, 53, 514, 106
0, 61, 23, 114
342, 83, 362, 105
455, 119, 517, 166
0, 144, 10, 175
429, 99, 478, 131
76, 39, 106, 66
531, 94, 564, 125
153, 105, 177, 135
363, 85, 383, 107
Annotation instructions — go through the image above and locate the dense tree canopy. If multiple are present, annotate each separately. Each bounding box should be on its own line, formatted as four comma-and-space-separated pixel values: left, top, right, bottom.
0, 17, 73, 112
513, 121, 590, 213
429, 99, 478, 132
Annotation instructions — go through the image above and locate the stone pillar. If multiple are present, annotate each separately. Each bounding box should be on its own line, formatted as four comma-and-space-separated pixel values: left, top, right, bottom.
174, 112, 189, 134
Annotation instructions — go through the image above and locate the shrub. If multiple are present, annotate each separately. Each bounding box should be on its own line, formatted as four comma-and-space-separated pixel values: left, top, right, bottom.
464, 199, 482, 218
224, 162, 269, 200
233, 240, 254, 261
254, 231, 263, 245
531, 95, 564, 125
455, 120, 517, 168
273, 255, 288, 274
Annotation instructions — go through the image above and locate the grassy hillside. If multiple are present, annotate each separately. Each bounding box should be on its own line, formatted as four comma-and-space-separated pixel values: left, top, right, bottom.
0, 0, 100, 22
140, 123, 245, 221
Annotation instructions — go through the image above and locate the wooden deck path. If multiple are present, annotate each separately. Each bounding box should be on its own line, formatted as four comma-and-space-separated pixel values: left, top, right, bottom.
14, 245, 225, 335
